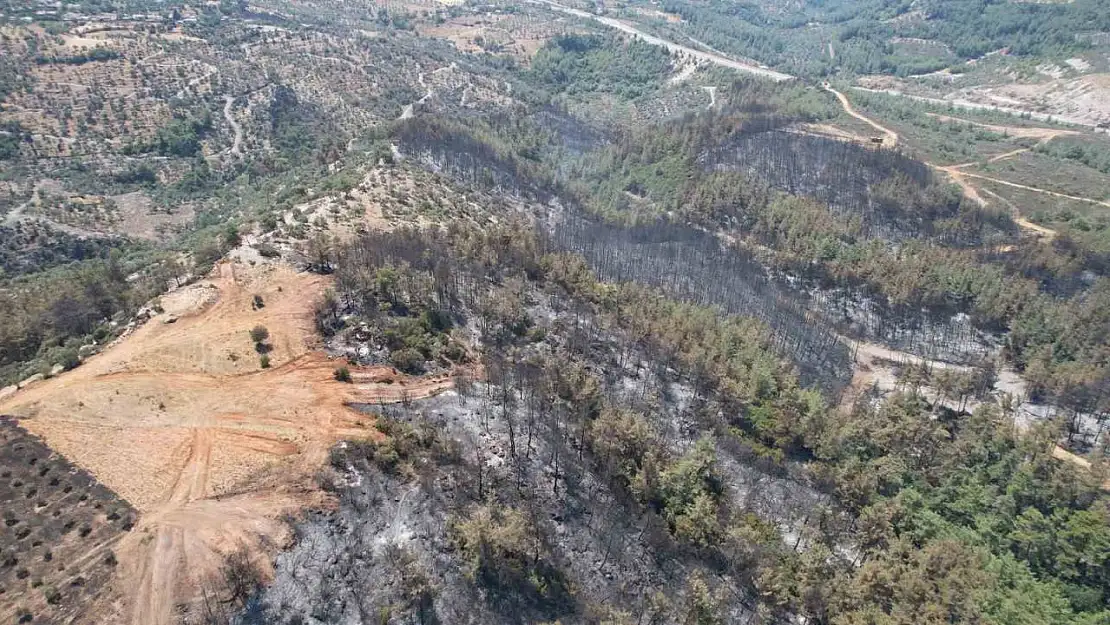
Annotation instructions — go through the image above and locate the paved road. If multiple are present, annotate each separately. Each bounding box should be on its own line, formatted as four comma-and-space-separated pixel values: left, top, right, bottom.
534, 0, 794, 82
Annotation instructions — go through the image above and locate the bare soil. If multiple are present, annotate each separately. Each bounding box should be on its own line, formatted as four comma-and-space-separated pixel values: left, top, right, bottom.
0, 260, 463, 625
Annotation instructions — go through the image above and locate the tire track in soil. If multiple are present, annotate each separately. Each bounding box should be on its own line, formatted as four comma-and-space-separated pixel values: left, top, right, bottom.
0, 260, 469, 625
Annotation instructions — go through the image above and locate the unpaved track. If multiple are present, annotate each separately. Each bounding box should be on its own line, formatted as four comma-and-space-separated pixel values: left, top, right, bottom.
837, 335, 973, 411
959, 170, 1110, 209
824, 83, 898, 147
853, 85, 1109, 132
0, 260, 465, 625
3, 190, 111, 238
703, 85, 717, 108
399, 69, 440, 120
926, 113, 1079, 144
822, 85, 1083, 238
821, 94, 1104, 479
980, 188, 1058, 238
839, 335, 1104, 484
223, 95, 243, 158
932, 163, 991, 208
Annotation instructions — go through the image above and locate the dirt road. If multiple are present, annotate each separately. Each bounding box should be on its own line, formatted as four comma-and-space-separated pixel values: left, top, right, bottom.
824, 83, 898, 147
837, 334, 973, 411
223, 95, 243, 158
0, 259, 464, 625
3, 187, 111, 238
926, 113, 1080, 144
821, 86, 1081, 238
959, 170, 1110, 209
534, 0, 794, 82
818, 94, 1105, 478
399, 70, 436, 120
838, 335, 1106, 485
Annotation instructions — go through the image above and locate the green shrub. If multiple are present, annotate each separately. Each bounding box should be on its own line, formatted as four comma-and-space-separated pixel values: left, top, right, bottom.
43, 585, 60, 604
334, 366, 352, 383
390, 348, 425, 374
256, 242, 280, 258
55, 348, 80, 372
249, 325, 270, 344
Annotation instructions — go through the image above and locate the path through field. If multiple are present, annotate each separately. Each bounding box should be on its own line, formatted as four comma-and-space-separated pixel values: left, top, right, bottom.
0, 259, 463, 625
853, 85, 1110, 134
2, 185, 112, 238
838, 334, 1109, 487
821, 86, 1078, 238
824, 83, 898, 147
399, 68, 439, 120
816, 90, 1107, 477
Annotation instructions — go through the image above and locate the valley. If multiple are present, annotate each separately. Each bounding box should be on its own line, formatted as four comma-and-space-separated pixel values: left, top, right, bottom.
1, 0, 1109, 623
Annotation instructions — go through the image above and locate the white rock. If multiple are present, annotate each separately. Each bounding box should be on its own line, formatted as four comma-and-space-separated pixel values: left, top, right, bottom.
18, 373, 44, 388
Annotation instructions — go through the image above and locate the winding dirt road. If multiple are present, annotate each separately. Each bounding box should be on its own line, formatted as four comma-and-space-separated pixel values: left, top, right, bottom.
3, 186, 112, 238
820, 89, 1108, 480
399, 70, 434, 120
824, 83, 898, 147
820, 85, 1110, 238
223, 95, 243, 158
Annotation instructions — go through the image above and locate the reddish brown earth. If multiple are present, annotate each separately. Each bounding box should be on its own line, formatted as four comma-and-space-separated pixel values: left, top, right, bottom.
0, 259, 462, 624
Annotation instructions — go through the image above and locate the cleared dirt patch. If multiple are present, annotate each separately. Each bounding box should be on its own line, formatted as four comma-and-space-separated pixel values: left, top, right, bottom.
925, 113, 1079, 143
0, 260, 463, 625
110, 191, 195, 241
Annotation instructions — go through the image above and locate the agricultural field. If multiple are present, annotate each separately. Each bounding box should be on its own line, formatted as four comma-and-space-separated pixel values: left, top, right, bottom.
0, 418, 136, 625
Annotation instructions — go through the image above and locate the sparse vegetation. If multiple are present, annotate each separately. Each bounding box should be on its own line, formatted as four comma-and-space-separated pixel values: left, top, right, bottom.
249, 325, 270, 354
1, 2, 1108, 623
0, 419, 135, 623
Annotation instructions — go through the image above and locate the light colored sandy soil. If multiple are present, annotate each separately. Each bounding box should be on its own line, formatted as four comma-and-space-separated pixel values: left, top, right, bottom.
925, 113, 1080, 143
975, 73, 1110, 129
0, 260, 464, 625
820, 91, 1106, 479
418, 11, 563, 60
795, 122, 874, 144
856, 73, 1110, 130
837, 335, 974, 411
838, 336, 1109, 487
110, 191, 196, 241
